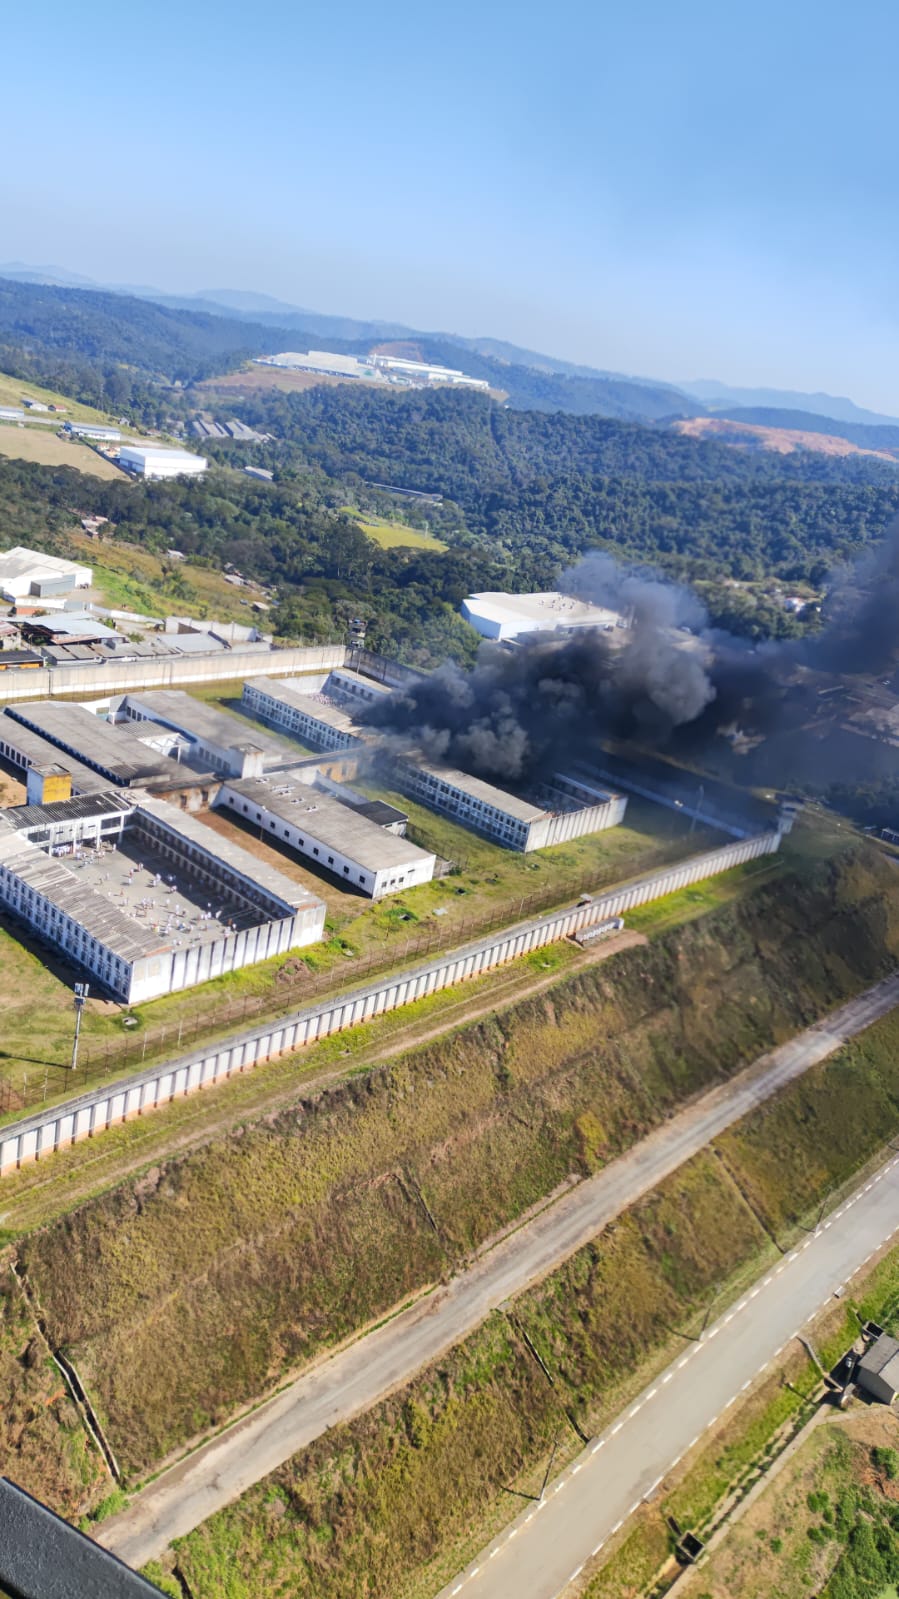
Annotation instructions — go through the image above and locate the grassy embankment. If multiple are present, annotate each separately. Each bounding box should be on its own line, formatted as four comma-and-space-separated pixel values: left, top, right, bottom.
0, 786, 716, 1106
3, 843, 896, 1513
159, 1000, 899, 1599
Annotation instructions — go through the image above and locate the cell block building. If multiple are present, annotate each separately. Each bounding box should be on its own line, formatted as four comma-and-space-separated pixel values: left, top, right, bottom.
394, 758, 627, 852
242, 677, 368, 753
215, 771, 435, 898
7, 702, 188, 790
0, 792, 325, 1003
113, 690, 297, 778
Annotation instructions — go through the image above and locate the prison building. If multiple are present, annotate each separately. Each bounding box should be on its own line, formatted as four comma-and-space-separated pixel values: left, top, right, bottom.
216, 773, 436, 898
323, 666, 392, 708
0, 792, 325, 1004
393, 757, 627, 852
113, 690, 297, 778
7, 701, 189, 789
241, 678, 370, 753
0, 712, 110, 796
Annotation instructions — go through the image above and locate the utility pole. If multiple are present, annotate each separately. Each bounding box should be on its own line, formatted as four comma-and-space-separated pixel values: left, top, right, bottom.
71, 982, 89, 1071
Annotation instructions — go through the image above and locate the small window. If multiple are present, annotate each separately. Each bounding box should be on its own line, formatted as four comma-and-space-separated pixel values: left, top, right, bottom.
327, 855, 334, 866
343, 865, 349, 875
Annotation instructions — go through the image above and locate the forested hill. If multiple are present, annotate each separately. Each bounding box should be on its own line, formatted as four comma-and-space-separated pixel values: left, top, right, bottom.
215, 384, 899, 590
0, 276, 696, 421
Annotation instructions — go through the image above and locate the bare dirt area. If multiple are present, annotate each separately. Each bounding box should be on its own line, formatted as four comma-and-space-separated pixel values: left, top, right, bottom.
674, 414, 899, 462
198, 366, 362, 396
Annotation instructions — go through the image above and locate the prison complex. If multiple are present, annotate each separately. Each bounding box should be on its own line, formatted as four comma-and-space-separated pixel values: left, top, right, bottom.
0, 791, 325, 1003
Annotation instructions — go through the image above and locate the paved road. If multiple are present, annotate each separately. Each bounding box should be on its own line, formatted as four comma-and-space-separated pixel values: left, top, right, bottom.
100, 973, 899, 1569
436, 1154, 899, 1599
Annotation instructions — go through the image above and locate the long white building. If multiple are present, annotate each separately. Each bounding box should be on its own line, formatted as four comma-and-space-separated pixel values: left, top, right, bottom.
0, 791, 325, 1004
242, 677, 368, 753
394, 758, 627, 852
461, 591, 620, 642
117, 445, 208, 480
216, 772, 436, 898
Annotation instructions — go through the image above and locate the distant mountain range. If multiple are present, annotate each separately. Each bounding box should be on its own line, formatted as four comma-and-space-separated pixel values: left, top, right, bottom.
1, 260, 897, 431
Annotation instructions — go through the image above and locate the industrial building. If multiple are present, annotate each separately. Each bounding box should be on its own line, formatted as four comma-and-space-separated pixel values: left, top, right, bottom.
64, 422, 121, 442
394, 757, 627, 851
117, 445, 208, 480
0, 791, 325, 1003
0, 547, 92, 602
113, 690, 297, 778
215, 770, 435, 898
369, 354, 490, 390
254, 351, 378, 379
461, 591, 620, 642
242, 677, 368, 753
7, 702, 190, 790
857, 1334, 899, 1405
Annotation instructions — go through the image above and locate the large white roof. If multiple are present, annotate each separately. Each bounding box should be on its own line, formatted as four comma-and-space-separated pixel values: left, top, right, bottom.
462, 590, 619, 640
0, 545, 92, 596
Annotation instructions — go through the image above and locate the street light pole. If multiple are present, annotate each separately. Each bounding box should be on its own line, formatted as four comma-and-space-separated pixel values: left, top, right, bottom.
71, 983, 89, 1071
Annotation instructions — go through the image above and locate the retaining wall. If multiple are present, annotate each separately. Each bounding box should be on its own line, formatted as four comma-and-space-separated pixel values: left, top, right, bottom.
0, 830, 781, 1175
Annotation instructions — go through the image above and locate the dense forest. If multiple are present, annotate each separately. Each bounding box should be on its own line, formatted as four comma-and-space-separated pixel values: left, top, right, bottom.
213, 385, 899, 587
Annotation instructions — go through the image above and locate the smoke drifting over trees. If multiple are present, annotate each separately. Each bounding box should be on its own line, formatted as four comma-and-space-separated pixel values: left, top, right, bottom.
361, 529, 899, 787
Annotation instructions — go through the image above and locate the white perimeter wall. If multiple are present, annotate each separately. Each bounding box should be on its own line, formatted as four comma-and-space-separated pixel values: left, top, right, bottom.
0, 829, 781, 1174
0, 645, 349, 705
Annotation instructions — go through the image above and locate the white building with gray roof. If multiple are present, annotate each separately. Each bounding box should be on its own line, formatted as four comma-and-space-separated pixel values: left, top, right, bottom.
0, 791, 325, 1003
215, 771, 435, 898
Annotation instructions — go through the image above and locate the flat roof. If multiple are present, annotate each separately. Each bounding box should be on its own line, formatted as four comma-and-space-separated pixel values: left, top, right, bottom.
118, 445, 207, 463
246, 678, 368, 739
0, 546, 90, 580
120, 690, 299, 763
8, 702, 188, 786
0, 713, 111, 795
400, 755, 545, 823
860, 1333, 899, 1379
223, 775, 435, 874
463, 590, 620, 632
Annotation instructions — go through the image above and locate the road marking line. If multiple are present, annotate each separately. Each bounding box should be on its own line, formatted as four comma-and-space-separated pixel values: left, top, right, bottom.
677, 1357, 689, 1369
568, 1565, 583, 1584
611, 1519, 622, 1534
572, 1463, 582, 1475
592, 1540, 604, 1557
646, 1388, 658, 1399
628, 1403, 643, 1417
489, 1548, 499, 1559
611, 1422, 623, 1435
591, 1440, 604, 1454
707, 1326, 719, 1338
663, 1371, 674, 1383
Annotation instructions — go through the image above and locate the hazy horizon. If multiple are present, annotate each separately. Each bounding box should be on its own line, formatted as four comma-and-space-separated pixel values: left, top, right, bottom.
6, 0, 899, 410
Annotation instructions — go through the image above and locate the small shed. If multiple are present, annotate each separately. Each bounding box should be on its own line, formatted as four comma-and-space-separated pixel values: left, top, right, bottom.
858, 1334, 899, 1404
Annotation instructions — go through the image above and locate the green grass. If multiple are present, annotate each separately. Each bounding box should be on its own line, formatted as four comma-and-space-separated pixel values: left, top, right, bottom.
339, 506, 447, 551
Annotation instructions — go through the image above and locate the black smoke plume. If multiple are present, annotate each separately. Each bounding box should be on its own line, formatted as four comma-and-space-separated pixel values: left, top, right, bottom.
360, 525, 899, 789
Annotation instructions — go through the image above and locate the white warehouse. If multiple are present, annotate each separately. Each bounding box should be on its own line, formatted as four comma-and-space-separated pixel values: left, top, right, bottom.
0, 546, 92, 601
216, 772, 436, 898
461, 591, 620, 642
0, 791, 325, 1003
118, 445, 208, 480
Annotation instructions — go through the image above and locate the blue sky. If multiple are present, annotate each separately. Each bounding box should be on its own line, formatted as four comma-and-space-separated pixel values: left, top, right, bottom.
4, 0, 898, 407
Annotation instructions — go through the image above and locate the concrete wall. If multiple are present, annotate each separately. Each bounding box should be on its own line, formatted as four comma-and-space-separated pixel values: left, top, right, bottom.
0, 829, 781, 1174
0, 645, 349, 705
